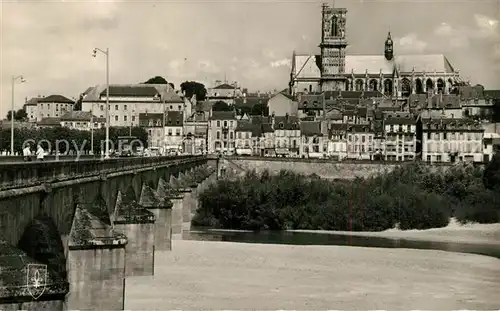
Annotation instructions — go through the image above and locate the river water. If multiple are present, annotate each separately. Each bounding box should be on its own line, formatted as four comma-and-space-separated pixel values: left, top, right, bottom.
186, 228, 500, 259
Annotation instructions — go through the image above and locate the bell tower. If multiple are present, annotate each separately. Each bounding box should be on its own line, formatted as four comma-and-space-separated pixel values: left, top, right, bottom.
384, 32, 394, 61
319, 3, 348, 92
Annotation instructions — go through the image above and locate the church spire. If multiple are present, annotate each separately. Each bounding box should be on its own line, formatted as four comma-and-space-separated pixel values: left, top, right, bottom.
384, 31, 394, 61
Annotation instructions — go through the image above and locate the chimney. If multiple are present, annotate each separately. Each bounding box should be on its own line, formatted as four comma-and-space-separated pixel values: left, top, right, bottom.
285, 112, 289, 123
271, 112, 276, 128
25, 97, 28, 103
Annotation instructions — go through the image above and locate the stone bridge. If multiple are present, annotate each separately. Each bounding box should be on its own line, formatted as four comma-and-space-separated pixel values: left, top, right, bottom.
0, 155, 218, 310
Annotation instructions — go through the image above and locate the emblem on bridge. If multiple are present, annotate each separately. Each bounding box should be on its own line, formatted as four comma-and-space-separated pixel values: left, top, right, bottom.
26, 263, 47, 300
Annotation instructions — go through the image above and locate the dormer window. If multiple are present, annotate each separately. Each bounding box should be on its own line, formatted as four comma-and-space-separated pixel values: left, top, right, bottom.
279, 123, 284, 129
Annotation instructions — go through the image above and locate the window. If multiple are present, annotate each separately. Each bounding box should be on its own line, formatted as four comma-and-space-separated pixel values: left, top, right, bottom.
443, 132, 447, 139
407, 125, 411, 132
361, 136, 365, 143
224, 121, 228, 127
217, 121, 220, 127
230, 132, 234, 139
216, 131, 220, 139
436, 155, 442, 162
100, 105, 104, 111
427, 132, 431, 139
230, 121, 234, 127
115, 105, 118, 110
237, 132, 241, 139
390, 125, 394, 132
170, 105, 173, 110
178, 105, 181, 110
168, 128, 172, 136
124, 116, 127, 121
132, 116, 135, 122
115, 116, 118, 121
175, 128, 181, 136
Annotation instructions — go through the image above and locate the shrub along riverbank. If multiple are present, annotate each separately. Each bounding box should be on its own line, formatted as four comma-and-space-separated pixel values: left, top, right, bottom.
193, 158, 500, 231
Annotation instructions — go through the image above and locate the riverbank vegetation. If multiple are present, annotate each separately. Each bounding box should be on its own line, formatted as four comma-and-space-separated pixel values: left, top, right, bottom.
193, 155, 500, 231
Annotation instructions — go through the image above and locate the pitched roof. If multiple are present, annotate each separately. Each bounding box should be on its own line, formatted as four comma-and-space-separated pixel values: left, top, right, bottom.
25, 97, 41, 106
293, 54, 455, 78
235, 120, 255, 132
139, 113, 164, 127
60, 111, 102, 121
300, 121, 322, 136
82, 84, 171, 102
426, 94, 461, 109
37, 117, 61, 126
164, 91, 183, 103
274, 115, 299, 130
345, 54, 455, 74
421, 118, 483, 130
102, 85, 160, 97
234, 97, 269, 107
210, 111, 237, 120
384, 117, 416, 125
37, 95, 74, 103
213, 83, 236, 90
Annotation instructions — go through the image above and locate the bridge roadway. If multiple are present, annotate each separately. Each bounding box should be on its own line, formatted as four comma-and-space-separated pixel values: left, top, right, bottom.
0, 154, 218, 310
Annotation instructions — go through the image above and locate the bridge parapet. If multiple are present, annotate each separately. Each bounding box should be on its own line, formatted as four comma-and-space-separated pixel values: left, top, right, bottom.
0, 155, 206, 190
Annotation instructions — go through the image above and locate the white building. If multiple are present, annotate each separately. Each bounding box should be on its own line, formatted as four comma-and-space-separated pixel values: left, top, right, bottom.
34, 95, 75, 121
327, 123, 348, 160
81, 84, 174, 127
384, 116, 417, 161
422, 118, 484, 163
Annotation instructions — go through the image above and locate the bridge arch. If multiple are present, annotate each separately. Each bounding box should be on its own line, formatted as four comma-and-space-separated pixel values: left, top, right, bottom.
17, 214, 68, 282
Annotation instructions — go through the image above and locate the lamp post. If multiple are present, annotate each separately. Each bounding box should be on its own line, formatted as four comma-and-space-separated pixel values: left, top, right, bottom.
11, 75, 26, 156
93, 47, 110, 159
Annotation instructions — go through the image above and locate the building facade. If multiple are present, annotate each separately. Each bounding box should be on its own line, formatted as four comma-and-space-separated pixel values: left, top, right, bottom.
36, 95, 75, 121
139, 113, 164, 150
384, 117, 417, 161
81, 84, 173, 127
267, 92, 298, 117
422, 118, 484, 163
207, 111, 238, 154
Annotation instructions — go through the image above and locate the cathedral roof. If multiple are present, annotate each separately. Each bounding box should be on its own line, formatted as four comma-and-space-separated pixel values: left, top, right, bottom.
345, 54, 455, 74
292, 54, 456, 78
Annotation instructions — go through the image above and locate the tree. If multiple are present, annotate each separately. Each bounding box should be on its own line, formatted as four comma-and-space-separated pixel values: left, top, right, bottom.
180, 81, 207, 101
212, 101, 232, 111
73, 93, 84, 111
15, 108, 28, 121
6, 110, 14, 121
251, 103, 269, 116
143, 76, 168, 84
483, 151, 500, 190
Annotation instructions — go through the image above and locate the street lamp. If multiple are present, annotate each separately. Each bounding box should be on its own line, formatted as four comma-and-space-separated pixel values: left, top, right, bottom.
11, 75, 26, 156
93, 47, 110, 159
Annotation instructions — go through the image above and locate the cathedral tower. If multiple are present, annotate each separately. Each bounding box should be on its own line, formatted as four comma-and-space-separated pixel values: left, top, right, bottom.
384, 32, 394, 61
319, 3, 348, 91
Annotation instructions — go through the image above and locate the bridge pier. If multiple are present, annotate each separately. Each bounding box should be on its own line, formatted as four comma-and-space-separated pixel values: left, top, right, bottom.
139, 183, 173, 251
66, 201, 127, 310
113, 187, 156, 277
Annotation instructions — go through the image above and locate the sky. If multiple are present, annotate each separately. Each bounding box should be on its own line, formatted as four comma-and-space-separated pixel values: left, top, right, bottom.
1, 0, 499, 116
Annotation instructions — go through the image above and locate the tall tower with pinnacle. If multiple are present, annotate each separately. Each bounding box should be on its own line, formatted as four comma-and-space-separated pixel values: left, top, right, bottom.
320, 3, 348, 92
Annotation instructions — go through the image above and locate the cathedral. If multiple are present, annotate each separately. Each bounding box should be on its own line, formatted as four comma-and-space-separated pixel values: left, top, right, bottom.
290, 3, 462, 98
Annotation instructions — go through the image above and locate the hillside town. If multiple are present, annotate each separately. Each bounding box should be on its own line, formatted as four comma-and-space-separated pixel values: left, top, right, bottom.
2, 3, 500, 164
